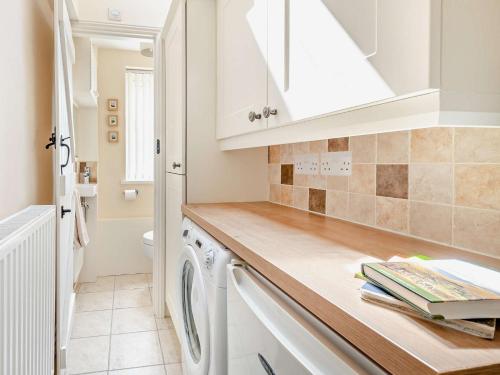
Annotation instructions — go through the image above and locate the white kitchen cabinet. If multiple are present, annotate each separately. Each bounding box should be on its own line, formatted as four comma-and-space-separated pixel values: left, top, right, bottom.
267, 0, 437, 128
216, 0, 500, 150
216, 0, 268, 138
73, 37, 98, 107
164, 2, 186, 175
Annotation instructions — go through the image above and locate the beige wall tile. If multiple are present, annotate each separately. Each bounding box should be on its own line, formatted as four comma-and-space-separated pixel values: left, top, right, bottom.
268, 146, 280, 164
376, 197, 408, 233
409, 202, 452, 244
280, 144, 294, 164
410, 128, 453, 163
293, 187, 309, 211
349, 164, 375, 195
377, 131, 409, 164
309, 140, 328, 153
409, 164, 453, 204
308, 174, 327, 189
350, 135, 376, 163
455, 165, 500, 210
349, 193, 375, 225
268, 164, 280, 185
280, 185, 293, 206
294, 173, 308, 187
269, 184, 281, 203
292, 141, 309, 155
455, 128, 500, 163
326, 190, 349, 219
454, 207, 500, 257
327, 176, 348, 191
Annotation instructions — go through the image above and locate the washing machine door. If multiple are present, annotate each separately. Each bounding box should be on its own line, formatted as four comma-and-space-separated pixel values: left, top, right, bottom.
178, 244, 210, 375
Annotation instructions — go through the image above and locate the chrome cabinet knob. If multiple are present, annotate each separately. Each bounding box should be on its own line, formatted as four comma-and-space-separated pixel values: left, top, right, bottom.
248, 111, 262, 122
172, 162, 181, 169
263, 106, 278, 118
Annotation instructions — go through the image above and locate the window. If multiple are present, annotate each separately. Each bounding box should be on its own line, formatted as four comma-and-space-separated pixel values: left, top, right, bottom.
125, 68, 154, 182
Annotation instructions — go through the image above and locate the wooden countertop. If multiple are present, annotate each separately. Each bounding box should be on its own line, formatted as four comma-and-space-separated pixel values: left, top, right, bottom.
182, 202, 500, 375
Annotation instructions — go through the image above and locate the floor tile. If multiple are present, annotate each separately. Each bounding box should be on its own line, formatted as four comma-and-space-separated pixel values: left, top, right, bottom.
110, 365, 166, 374
109, 331, 163, 370
84, 373, 108, 375
165, 363, 183, 375
114, 288, 152, 309
115, 274, 149, 290
72, 310, 112, 338
76, 291, 114, 312
67, 336, 110, 374
158, 329, 182, 364
79, 276, 115, 293
112, 307, 157, 334
156, 317, 174, 330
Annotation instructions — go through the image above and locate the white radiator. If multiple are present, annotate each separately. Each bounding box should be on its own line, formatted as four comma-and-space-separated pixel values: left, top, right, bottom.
0, 206, 56, 375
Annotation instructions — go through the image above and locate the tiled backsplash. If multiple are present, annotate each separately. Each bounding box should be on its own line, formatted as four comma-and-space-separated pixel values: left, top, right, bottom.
268, 128, 500, 258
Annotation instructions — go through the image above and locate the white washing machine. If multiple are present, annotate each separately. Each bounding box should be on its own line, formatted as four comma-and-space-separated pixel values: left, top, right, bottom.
178, 217, 234, 375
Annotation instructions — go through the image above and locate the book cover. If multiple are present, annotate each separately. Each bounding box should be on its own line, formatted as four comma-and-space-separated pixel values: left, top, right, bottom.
363, 262, 500, 303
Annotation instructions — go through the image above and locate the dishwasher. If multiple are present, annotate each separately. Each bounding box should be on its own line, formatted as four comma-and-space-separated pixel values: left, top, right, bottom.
227, 263, 387, 375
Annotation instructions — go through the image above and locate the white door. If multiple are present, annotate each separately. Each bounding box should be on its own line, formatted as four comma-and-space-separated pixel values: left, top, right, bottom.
216, 0, 268, 139
53, 0, 76, 371
165, 1, 186, 175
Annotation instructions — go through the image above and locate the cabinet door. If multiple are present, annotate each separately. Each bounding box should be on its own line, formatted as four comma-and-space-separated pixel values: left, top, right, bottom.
267, 0, 432, 127
217, 0, 268, 139
165, 2, 186, 174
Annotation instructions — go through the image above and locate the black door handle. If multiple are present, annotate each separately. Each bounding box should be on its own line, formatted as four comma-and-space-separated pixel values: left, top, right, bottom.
60, 136, 71, 174
257, 353, 276, 375
61, 206, 72, 219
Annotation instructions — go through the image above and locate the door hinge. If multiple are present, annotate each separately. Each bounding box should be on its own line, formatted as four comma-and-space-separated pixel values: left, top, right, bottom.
156, 139, 161, 154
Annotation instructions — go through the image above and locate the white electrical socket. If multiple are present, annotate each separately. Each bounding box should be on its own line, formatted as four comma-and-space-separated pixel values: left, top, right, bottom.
320, 151, 352, 176
108, 8, 122, 21
294, 154, 320, 175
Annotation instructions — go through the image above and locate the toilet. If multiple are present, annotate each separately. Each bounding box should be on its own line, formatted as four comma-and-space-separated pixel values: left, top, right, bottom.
143, 231, 154, 260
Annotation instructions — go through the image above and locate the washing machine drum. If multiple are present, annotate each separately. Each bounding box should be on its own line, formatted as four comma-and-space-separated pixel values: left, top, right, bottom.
179, 245, 210, 375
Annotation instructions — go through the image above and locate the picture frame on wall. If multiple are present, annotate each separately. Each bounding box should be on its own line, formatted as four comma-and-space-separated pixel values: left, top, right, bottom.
108, 131, 119, 143
108, 115, 118, 127
108, 98, 118, 111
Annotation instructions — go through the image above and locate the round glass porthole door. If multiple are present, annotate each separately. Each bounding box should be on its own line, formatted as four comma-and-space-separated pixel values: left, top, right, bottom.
178, 245, 210, 375
182, 259, 201, 362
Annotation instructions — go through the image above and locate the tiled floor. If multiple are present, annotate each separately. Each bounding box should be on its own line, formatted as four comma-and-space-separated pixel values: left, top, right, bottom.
68, 274, 183, 375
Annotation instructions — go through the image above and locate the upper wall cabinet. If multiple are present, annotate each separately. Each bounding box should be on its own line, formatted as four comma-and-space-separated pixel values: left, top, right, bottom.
73, 37, 99, 107
217, 0, 269, 138
217, 0, 500, 150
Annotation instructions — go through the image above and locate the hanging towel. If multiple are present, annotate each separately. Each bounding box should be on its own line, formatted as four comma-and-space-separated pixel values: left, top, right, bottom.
74, 189, 90, 249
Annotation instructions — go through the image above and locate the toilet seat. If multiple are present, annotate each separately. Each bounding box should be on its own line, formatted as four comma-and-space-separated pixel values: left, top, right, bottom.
143, 231, 154, 246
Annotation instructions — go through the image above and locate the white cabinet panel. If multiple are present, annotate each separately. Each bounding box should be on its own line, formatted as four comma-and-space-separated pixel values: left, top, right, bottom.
217, 0, 268, 138
165, 3, 186, 174
165, 172, 185, 332
267, 0, 394, 127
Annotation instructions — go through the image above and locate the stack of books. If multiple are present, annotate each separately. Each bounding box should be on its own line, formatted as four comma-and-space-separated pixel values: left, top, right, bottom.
359, 257, 500, 339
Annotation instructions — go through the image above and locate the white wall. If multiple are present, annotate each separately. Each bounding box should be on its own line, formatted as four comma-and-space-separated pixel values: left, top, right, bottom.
73, 0, 171, 28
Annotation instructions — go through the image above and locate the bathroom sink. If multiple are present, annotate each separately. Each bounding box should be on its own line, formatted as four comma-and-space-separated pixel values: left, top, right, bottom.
76, 183, 98, 197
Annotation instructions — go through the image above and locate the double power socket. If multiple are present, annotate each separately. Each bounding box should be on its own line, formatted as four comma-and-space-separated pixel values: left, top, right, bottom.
294, 152, 352, 176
